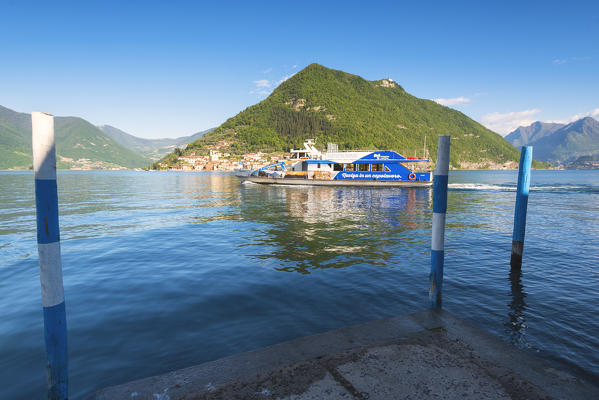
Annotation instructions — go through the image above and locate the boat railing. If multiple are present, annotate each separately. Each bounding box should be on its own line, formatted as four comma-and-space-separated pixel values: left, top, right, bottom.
323, 151, 372, 160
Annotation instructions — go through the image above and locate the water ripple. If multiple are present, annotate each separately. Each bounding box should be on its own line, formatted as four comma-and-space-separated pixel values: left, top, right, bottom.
0, 170, 598, 399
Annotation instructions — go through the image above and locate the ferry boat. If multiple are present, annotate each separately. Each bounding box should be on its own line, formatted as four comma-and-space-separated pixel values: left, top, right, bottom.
241, 140, 432, 187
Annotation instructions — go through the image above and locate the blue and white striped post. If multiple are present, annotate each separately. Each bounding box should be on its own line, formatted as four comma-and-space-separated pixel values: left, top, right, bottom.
429, 136, 450, 308
510, 146, 533, 269
32, 112, 68, 400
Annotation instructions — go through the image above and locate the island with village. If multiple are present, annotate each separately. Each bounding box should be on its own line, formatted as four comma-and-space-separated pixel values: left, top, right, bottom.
153, 140, 288, 172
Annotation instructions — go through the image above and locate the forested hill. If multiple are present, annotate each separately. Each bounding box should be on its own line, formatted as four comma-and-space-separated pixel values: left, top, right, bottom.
0, 105, 151, 169
179, 63, 538, 169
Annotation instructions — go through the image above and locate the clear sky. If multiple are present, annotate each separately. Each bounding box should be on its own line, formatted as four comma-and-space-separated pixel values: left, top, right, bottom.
1, 0, 597, 138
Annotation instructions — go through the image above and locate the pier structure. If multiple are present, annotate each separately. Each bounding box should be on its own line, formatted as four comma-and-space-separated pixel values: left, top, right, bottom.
96, 310, 599, 400
32, 112, 68, 400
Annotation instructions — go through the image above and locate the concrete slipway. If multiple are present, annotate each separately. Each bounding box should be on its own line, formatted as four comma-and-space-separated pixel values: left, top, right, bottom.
96, 310, 598, 400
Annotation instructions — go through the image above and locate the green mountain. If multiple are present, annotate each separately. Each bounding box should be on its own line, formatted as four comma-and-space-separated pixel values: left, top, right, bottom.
176, 63, 537, 169
0, 105, 152, 169
99, 125, 213, 160
506, 117, 599, 165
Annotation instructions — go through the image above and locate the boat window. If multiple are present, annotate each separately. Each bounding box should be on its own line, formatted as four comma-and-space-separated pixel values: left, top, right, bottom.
333, 163, 343, 171
358, 163, 369, 172
345, 163, 355, 171
317, 163, 321, 168
384, 165, 391, 172
371, 163, 383, 172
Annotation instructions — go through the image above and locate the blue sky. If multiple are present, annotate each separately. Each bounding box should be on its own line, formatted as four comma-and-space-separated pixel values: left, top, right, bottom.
1, 0, 597, 138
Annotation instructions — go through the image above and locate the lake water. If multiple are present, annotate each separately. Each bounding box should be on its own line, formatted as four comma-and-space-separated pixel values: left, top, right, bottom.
1, 170, 598, 399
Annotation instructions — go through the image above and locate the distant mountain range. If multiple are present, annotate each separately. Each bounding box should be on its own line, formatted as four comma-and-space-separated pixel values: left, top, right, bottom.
171, 63, 543, 169
506, 117, 599, 167
0, 104, 212, 169
98, 125, 213, 160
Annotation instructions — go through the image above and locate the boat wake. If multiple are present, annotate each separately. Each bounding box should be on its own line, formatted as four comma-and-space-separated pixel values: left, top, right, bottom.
449, 183, 514, 191
449, 183, 598, 193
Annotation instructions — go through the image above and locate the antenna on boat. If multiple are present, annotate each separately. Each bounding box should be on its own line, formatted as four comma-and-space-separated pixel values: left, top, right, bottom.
423, 135, 427, 159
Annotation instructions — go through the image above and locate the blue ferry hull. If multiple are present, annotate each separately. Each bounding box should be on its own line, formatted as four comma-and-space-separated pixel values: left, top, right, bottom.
244, 176, 432, 187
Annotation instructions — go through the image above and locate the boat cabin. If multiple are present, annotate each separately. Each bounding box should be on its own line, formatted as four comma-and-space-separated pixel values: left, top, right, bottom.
259, 141, 432, 183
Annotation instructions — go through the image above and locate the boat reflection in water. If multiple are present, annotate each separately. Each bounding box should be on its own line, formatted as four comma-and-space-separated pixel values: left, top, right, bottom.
238, 183, 432, 274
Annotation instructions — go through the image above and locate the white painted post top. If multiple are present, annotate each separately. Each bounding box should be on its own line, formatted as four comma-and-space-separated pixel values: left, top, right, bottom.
32, 112, 56, 180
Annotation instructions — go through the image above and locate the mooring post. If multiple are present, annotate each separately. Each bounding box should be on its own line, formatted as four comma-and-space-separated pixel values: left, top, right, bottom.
510, 146, 532, 269
429, 136, 450, 308
32, 112, 68, 400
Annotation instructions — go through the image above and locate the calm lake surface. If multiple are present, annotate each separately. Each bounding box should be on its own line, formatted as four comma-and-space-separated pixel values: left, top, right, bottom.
1, 170, 598, 399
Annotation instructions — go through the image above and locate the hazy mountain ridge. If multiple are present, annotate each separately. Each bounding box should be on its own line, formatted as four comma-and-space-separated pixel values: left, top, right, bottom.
0, 105, 151, 169
99, 125, 213, 160
506, 117, 599, 166
505, 121, 563, 147
175, 63, 539, 169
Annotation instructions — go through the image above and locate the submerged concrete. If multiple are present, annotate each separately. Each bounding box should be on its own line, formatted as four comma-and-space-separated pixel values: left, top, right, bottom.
96, 310, 598, 400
